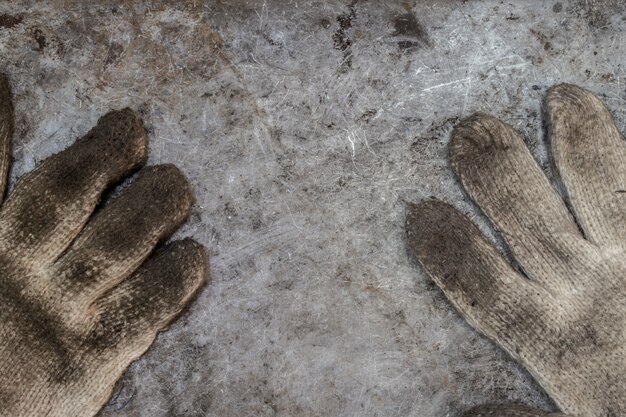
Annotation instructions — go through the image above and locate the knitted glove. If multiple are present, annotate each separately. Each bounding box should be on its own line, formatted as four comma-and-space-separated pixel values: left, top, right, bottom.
464, 405, 565, 417
0, 74, 207, 416
406, 84, 626, 417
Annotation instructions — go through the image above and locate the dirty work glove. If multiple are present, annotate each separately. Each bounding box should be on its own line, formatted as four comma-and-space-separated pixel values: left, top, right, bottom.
406, 84, 626, 417
463, 405, 565, 417
0, 74, 207, 417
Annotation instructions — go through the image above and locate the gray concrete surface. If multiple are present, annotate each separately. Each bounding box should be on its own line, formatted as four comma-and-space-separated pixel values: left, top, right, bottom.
0, 0, 624, 416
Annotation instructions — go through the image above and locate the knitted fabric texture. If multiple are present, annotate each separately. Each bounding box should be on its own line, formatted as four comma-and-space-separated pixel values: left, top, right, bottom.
0, 74, 207, 417
464, 404, 566, 417
406, 84, 626, 417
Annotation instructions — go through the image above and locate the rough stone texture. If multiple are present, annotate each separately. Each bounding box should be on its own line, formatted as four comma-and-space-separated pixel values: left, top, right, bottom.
0, 1, 624, 416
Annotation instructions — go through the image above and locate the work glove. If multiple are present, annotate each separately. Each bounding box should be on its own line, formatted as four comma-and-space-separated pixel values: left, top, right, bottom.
463, 405, 565, 417
406, 84, 626, 417
0, 74, 207, 417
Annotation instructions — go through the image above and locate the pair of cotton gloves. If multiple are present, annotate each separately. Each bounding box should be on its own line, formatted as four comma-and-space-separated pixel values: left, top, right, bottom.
0, 73, 622, 416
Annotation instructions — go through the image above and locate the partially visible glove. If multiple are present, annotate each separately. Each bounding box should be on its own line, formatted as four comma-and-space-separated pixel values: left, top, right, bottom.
0, 74, 207, 416
406, 84, 626, 417
464, 405, 565, 417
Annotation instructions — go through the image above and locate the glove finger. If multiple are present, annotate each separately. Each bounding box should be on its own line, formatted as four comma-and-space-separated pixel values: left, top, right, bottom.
463, 404, 566, 417
547, 84, 626, 248
0, 74, 13, 199
88, 238, 206, 358
52, 164, 193, 306
406, 200, 557, 376
450, 114, 586, 292
0, 109, 147, 264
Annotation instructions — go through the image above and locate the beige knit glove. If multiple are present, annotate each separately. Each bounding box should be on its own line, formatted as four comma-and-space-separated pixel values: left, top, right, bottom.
406, 84, 626, 417
0, 74, 207, 416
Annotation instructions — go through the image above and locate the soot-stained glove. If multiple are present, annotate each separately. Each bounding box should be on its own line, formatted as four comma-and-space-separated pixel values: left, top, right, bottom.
463, 405, 566, 417
406, 84, 626, 417
0, 74, 207, 417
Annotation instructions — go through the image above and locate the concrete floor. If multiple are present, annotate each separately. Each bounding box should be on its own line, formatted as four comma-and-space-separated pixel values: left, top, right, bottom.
1, 1, 625, 416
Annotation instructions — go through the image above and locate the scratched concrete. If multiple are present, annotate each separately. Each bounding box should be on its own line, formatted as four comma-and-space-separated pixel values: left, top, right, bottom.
0, 1, 625, 416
